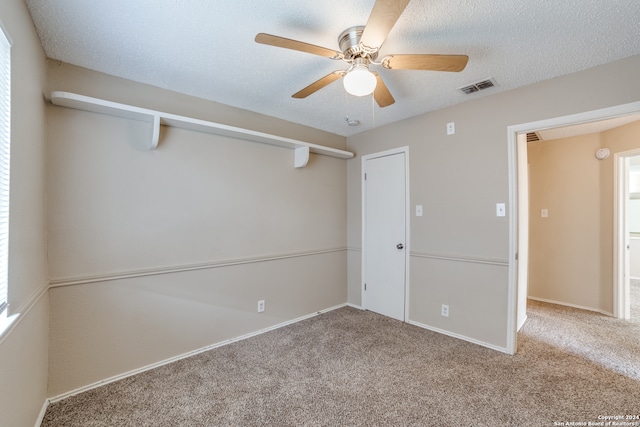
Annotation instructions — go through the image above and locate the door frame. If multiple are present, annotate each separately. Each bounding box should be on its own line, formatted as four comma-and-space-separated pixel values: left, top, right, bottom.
614, 148, 640, 319
361, 146, 410, 321
506, 100, 640, 354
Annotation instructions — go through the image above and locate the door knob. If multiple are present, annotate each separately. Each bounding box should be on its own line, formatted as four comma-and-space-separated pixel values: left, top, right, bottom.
397, 243, 404, 250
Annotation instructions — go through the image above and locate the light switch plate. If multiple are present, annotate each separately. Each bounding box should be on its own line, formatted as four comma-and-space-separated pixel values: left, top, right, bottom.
541, 209, 548, 218
447, 122, 455, 135
416, 205, 423, 217
496, 203, 506, 217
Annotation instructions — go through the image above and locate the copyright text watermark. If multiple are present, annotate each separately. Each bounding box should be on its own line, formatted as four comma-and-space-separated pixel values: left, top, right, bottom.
553, 415, 640, 427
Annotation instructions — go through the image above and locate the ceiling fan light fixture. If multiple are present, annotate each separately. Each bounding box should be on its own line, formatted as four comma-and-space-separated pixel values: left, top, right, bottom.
343, 65, 377, 97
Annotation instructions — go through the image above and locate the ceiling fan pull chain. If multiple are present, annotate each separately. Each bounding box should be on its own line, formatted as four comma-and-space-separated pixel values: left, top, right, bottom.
346, 90, 349, 118
372, 94, 375, 128
344, 89, 350, 126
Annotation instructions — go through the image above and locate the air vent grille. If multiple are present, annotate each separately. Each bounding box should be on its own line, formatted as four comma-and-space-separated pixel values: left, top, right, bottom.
459, 85, 479, 95
458, 78, 497, 95
526, 132, 541, 142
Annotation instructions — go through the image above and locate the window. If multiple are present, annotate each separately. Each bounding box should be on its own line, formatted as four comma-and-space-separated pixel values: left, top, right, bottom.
0, 25, 10, 315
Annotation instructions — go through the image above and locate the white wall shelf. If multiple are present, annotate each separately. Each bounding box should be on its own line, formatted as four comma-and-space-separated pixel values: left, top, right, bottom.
49, 91, 354, 168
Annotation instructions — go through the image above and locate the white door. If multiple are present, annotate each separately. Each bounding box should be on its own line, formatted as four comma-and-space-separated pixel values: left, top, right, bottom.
363, 150, 407, 321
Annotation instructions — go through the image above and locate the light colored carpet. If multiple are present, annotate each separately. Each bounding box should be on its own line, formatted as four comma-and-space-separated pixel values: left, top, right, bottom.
42, 303, 640, 426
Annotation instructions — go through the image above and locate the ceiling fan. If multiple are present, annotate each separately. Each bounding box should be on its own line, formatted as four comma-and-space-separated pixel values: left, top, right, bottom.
255, 0, 469, 108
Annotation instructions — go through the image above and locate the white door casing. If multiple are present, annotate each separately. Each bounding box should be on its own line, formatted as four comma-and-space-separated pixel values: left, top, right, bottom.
614, 150, 640, 319
507, 100, 640, 354
362, 147, 409, 321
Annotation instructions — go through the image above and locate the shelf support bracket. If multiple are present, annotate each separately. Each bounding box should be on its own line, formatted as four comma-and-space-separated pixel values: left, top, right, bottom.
294, 146, 310, 168
150, 115, 161, 150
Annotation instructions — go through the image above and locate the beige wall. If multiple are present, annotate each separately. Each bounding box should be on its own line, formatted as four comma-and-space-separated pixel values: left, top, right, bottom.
48, 252, 346, 396
0, 294, 49, 426
4, 4, 640, 418
528, 121, 640, 312
0, 0, 49, 426
528, 134, 603, 309
347, 54, 640, 350
46, 65, 349, 396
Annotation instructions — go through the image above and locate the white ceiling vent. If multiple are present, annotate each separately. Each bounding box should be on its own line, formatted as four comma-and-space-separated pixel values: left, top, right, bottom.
526, 132, 541, 142
458, 78, 497, 95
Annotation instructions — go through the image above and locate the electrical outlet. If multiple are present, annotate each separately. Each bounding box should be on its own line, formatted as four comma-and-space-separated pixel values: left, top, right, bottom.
441, 304, 449, 317
257, 300, 265, 313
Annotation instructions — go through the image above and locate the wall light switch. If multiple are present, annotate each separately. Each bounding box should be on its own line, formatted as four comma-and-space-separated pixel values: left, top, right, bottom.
496, 203, 506, 217
541, 209, 549, 218
447, 122, 455, 135
416, 205, 423, 217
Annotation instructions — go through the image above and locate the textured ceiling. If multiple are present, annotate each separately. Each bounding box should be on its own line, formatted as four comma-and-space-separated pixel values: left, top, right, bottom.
25, 0, 640, 137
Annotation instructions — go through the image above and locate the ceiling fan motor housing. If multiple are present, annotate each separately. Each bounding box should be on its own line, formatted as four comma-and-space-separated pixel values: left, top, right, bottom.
338, 26, 378, 61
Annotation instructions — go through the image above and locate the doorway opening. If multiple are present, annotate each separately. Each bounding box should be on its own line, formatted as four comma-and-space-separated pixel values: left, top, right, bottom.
506, 101, 640, 354
630, 156, 640, 320
615, 151, 640, 320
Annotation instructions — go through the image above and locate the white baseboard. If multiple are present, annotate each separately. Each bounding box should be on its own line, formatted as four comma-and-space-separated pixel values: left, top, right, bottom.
406, 319, 509, 354
346, 303, 364, 310
48, 303, 348, 404
35, 399, 48, 427
527, 296, 613, 317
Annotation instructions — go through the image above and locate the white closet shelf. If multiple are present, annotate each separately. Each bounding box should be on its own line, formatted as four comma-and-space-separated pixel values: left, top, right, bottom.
49, 91, 354, 168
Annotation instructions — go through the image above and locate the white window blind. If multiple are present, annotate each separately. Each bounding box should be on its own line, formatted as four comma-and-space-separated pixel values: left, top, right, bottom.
0, 26, 10, 315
